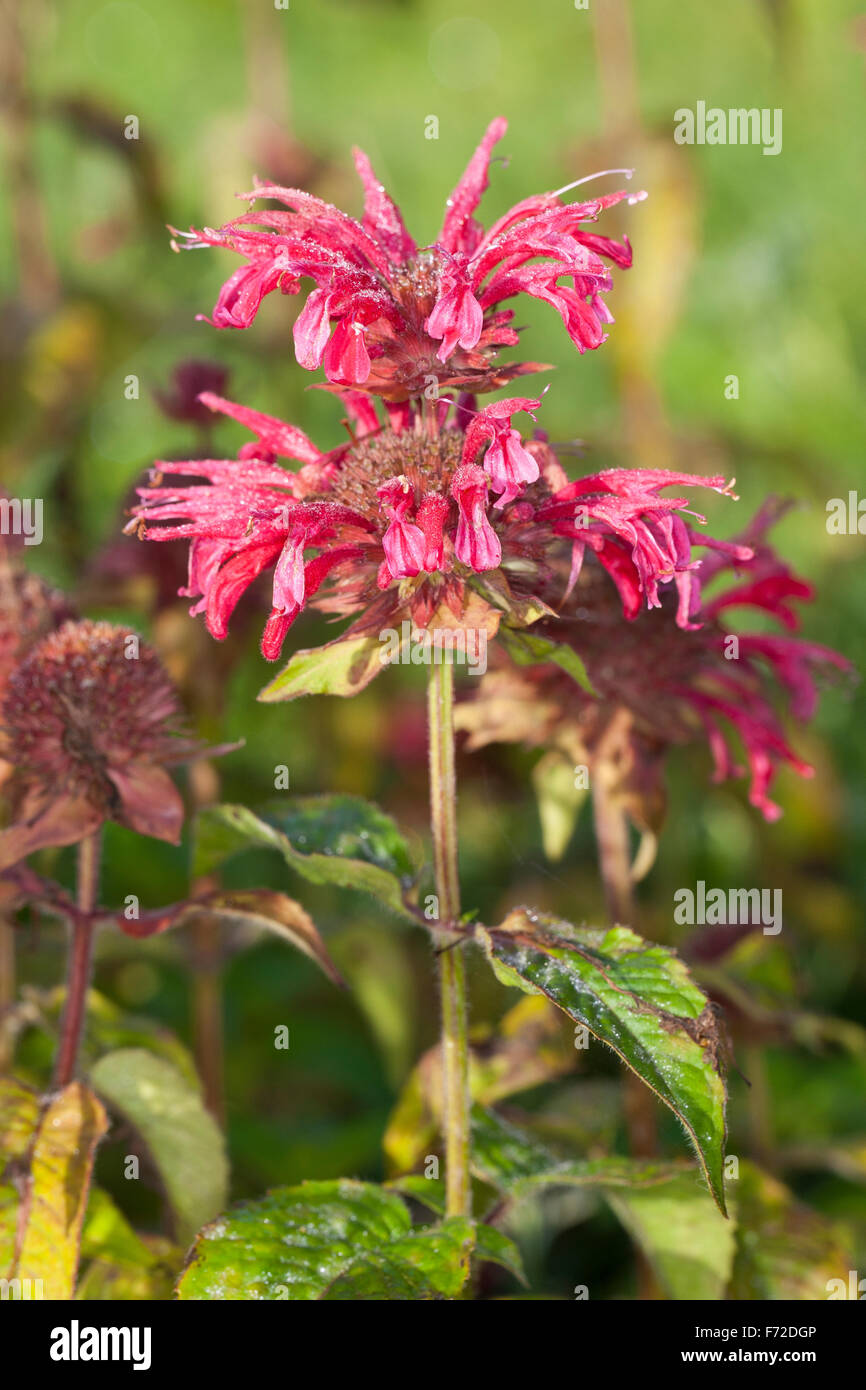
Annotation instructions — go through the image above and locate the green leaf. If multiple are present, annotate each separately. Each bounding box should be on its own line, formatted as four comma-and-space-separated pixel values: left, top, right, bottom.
77, 1188, 177, 1302
14, 1082, 109, 1300
265, 795, 415, 877
323, 1216, 474, 1300
258, 633, 386, 702
89, 1048, 228, 1244
471, 1104, 689, 1199
177, 1180, 473, 1301
532, 751, 588, 861
499, 627, 597, 696
385, 1174, 448, 1215
476, 910, 728, 1213
473, 1223, 527, 1285
193, 798, 417, 923
605, 1177, 736, 1301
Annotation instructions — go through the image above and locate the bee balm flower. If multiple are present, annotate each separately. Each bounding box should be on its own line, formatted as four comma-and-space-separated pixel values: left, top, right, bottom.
128, 389, 746, 684
173, 119, 643, 400
457, 504, 850, 824
0, 621, 216, 869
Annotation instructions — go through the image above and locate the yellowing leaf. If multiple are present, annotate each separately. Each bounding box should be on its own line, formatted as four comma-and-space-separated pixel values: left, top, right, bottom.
15, 1083, 108, 1300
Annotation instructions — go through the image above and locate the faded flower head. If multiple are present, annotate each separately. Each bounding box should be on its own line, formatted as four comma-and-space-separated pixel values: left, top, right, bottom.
0, 560, 75, 697
457, 503, 851, 824
153, 358, 231, 429
0, 620, 210, 868
128, 388, 745, 680
173, 118, 643, 399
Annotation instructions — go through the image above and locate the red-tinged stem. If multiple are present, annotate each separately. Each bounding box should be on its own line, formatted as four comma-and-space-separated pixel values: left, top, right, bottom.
428, 659, 471, 1219
53, 832, 101, 1089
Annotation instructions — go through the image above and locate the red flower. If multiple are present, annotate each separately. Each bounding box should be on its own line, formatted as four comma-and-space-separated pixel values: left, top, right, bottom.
128, 389, 744, 672
458, 502, 850, 823
172, 119, 642, 400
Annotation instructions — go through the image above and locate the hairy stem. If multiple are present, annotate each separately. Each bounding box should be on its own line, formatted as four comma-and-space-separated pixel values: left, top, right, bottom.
188, 760, 226, 1125
427, 660, 471, 1219
191, 914, 226, 1125
53, 832, 101, 1089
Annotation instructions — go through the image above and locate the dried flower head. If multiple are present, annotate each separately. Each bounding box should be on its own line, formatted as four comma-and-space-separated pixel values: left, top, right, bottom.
457, 503, 851, 824
128, 389, 743, 678
173, 118, 643, 400
0, 620, 210, 868
0, 561, 75, 697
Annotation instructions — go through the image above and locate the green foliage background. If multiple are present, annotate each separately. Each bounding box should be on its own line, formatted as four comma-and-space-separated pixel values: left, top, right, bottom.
2, 0, 864, 1297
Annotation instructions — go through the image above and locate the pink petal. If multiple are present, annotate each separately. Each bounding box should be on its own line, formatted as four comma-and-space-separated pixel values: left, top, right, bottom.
440, 118, 508, 255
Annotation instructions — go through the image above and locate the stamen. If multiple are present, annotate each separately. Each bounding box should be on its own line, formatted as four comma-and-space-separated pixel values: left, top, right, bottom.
551, 168, 635, 198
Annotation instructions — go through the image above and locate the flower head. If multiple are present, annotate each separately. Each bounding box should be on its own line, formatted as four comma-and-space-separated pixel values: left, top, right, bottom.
457, 503, 851, 823
0, 559, 75, 698
0, 620, 213, 868
154, 359, 231, 429
173, 119, 643, 400
128, 389, 745, 681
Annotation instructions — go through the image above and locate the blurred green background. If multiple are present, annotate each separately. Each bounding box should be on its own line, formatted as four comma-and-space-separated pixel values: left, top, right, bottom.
2, 0, 865, 1297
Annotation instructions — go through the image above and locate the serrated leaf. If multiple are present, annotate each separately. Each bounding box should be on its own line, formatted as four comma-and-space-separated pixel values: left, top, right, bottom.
177, 1180, 472, 1301
14, 1082, 108, 1299
258, 633, 386, 702
476, 910, 728, 1213
89, 1049, 227, 1244
605, 1176, 736, 1301
471, 1104, 688, 1198
323, 1216, 474, 1300
499, 627, 597, 696
193, 798, 417, 923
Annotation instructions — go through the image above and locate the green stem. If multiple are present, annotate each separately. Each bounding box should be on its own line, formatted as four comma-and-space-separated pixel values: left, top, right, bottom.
427, 660, 471, 1219
53, 832, 101, 1089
